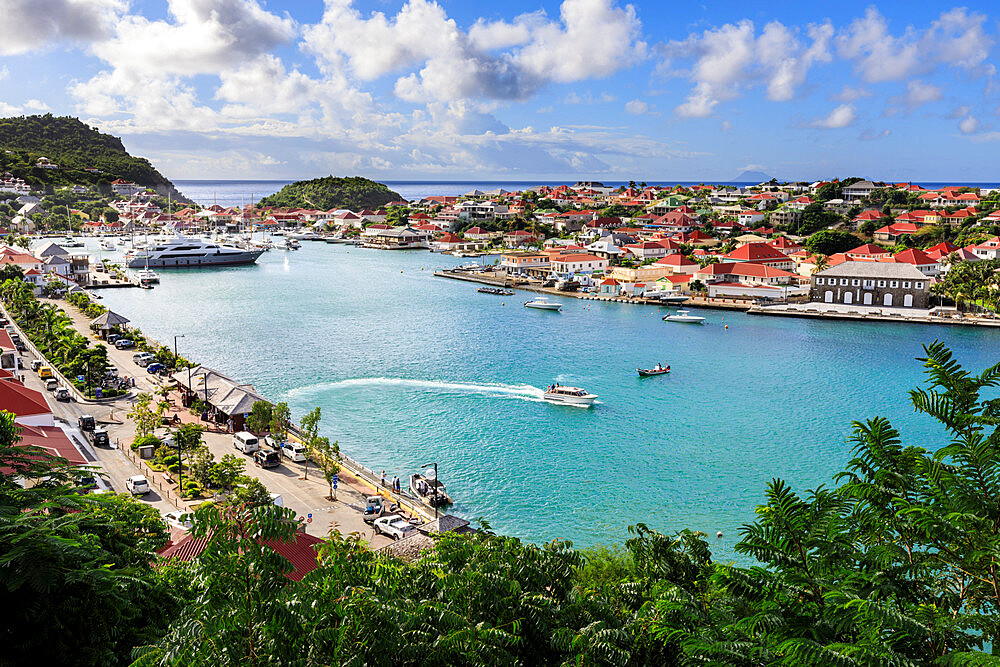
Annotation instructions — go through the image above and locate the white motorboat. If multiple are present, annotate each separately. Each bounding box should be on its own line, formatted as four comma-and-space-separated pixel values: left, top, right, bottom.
124, 234, 264, 268
543, 384, 598, 406
62, 236, 84, 248
409, 470, 452, 507
135, 269, 159, 284
99, 240, 115, 251
663, 309, 706, 324
524, 296, 562, 311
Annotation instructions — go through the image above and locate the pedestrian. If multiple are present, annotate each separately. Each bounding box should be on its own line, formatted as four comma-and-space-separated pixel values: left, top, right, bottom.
380, 470, 386, 487
394, 476, 401, 493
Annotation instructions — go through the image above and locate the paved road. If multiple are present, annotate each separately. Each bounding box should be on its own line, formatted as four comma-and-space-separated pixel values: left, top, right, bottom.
23, 298, 406, 547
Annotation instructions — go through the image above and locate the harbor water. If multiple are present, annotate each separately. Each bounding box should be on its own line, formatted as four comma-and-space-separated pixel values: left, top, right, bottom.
95, 240, 1000, 558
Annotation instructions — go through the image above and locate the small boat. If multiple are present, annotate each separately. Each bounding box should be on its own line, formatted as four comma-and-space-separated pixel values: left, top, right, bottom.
653, 294, 689, 305
663, 309, 705, 324
409, 470, 452, 507
478, 286, 514, 295
99, 240, 115, 251
543, 384, 598, 406
637, 364, 670, 377
524, 296, 562, 311
136, 269, 160, 284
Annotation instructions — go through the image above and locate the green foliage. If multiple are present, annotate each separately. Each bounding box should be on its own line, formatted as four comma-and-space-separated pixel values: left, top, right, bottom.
0, 114, 181, 196
799, 202, 844, 235
209, 453, 246, 493
257, 175, 403, 210
226, 478, 274, 507
244, 400, 272, 434
804, 229, 862, 256
269, 402, 291, 443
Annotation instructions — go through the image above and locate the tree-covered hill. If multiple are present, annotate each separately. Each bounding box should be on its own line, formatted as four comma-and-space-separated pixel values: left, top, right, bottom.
257, 176, 403, 211
0, 114, 181, 197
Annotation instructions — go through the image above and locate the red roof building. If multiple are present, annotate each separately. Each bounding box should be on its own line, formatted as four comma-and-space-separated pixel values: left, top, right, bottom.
723, 242, 795, 268
0, 380, 53, 426
159, 530, 324, 581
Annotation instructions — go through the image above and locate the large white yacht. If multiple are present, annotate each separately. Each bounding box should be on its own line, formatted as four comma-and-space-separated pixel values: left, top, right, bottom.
124, 235, 263, 268
543, 384, 598, 407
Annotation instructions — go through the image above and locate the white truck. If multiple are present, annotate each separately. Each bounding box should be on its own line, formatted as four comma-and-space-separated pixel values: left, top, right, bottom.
374, 515, 415, 541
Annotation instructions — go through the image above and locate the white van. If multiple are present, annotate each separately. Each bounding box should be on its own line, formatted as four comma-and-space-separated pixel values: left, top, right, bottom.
232, 431, 259, 454
279, 441, 307, 463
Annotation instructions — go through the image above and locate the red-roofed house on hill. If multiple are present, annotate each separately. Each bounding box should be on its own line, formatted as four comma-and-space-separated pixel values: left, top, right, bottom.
723, 242, 794, 270
890, 248, 941, 276
768, 236, 803, 255
0, 380, 53, 427
846, 244, 892, 260
159, 529, 323, 582
873, 222, 920, 243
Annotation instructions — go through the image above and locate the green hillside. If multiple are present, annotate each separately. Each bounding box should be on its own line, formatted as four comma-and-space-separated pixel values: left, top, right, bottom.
0, 114, 180, 196
257, 176, 403, 211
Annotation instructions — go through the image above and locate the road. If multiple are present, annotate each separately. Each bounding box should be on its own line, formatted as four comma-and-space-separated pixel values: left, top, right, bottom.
23, 300, 401, 547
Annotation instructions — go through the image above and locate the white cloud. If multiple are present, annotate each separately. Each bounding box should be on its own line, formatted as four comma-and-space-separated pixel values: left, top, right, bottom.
859, 128, 891, 141
720, 120, 732, 132
625, 99, 648, 114
23, 99, 51, 112
0, 66, 9, 81
837, 7, 993, 83
809, 104, 856, 129
665, 18, 831, 117
831, 85, 870, 102
959, 115, 980, 135
90, 0, 296, 78
0, 0, 126, 55
886, 79, 942, 114
304, 0, 644, 104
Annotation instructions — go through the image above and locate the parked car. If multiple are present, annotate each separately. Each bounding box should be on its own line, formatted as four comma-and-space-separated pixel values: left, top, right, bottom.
363, 496, 384, 524
78, 414, 96, 431
38, 365, 53, 379
14, 340, 25, 352
114, 339, 135, 349
252, 448, 280, 468
30, 359, 42, 372
233, 431, 260, 454
106, 333, 120, 344
105, 367, 119, 377
163, 510, 193, 530
91, 427, 109, 447
279, 441, 308, 462
125, 475, 150, 495
45, 379, 58, 392
76, 474, 111, 495
146, 363, 165, 374
133, 352, 155, 367
373, 515, 415, 541
54, 387, 70, 402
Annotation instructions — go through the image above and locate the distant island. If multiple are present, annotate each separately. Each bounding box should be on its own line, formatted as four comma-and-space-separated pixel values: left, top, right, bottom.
257, 176, 403, 210
731, 170, 773, 183
0, 114, 183, 199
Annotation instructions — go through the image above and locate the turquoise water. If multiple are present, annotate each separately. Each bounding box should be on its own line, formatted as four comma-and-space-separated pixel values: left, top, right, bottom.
95, 241, 1000, 558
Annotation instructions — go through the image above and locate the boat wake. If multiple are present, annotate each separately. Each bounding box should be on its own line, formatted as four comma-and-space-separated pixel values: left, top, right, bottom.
283, 377, 546, 402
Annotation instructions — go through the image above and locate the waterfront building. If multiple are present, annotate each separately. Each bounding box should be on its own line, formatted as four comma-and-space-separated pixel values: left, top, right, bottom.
499, 252, 550, 276
695, 262, 805, 299
810, 262, 929, 308
609, 262, 673, 284
172, 366, 268, 433
891, 248, 941, 277
550, 253, 608, 277
362, 226, 426, 249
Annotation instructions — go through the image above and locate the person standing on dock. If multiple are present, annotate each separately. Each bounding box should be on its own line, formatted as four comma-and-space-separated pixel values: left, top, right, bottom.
380, 470, 386, 488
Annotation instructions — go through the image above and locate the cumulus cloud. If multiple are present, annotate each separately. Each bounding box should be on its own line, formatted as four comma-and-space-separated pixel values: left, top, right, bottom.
831, 85, 870, 102
959, 115, 980, 134
0, 0, 126, 55
837, 7, 993, 83
664, 18, 832, 118
625, 100, 648, 114
809, 104, 856, 129
303, 0, 645, 103
859, 128, 891, 140
886, 79, 943, 114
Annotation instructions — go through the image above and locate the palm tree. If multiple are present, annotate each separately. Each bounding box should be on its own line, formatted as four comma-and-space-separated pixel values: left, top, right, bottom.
811, 254, 829, 274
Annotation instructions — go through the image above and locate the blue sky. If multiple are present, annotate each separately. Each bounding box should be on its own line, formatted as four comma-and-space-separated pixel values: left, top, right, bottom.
2, 0, 999, 182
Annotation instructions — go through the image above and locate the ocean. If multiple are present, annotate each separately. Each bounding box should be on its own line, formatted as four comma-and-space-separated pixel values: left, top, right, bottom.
91, 238, 1000, 559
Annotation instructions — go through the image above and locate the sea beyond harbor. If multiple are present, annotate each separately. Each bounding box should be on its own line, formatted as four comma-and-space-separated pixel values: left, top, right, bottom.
93, 238, 1000, 558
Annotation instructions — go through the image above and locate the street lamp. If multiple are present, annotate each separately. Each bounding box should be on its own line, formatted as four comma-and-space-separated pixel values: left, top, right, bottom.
420, 462, 439, 520
173, 334, 185, 495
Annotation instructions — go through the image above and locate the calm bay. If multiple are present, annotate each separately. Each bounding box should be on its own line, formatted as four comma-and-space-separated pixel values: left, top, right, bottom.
93, 237, 1000, 559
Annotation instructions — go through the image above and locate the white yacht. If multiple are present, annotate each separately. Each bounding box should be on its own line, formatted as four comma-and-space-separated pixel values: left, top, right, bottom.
663, 310, 706, 324
99, 240, 115, 251
135, 269, 159, 284
543, 384, 598, 406
524, 296, 562, 311
62, 236, 84, 248
124, 235, 263, 268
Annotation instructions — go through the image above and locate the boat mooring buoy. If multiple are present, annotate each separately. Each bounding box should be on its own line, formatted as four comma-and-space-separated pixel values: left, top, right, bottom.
717, 531, 723, 538
724, 325, 728, 330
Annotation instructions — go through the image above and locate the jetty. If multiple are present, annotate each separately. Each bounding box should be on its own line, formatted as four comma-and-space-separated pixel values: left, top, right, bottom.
748, 303, 1000, 327
434, 268, 754, 310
